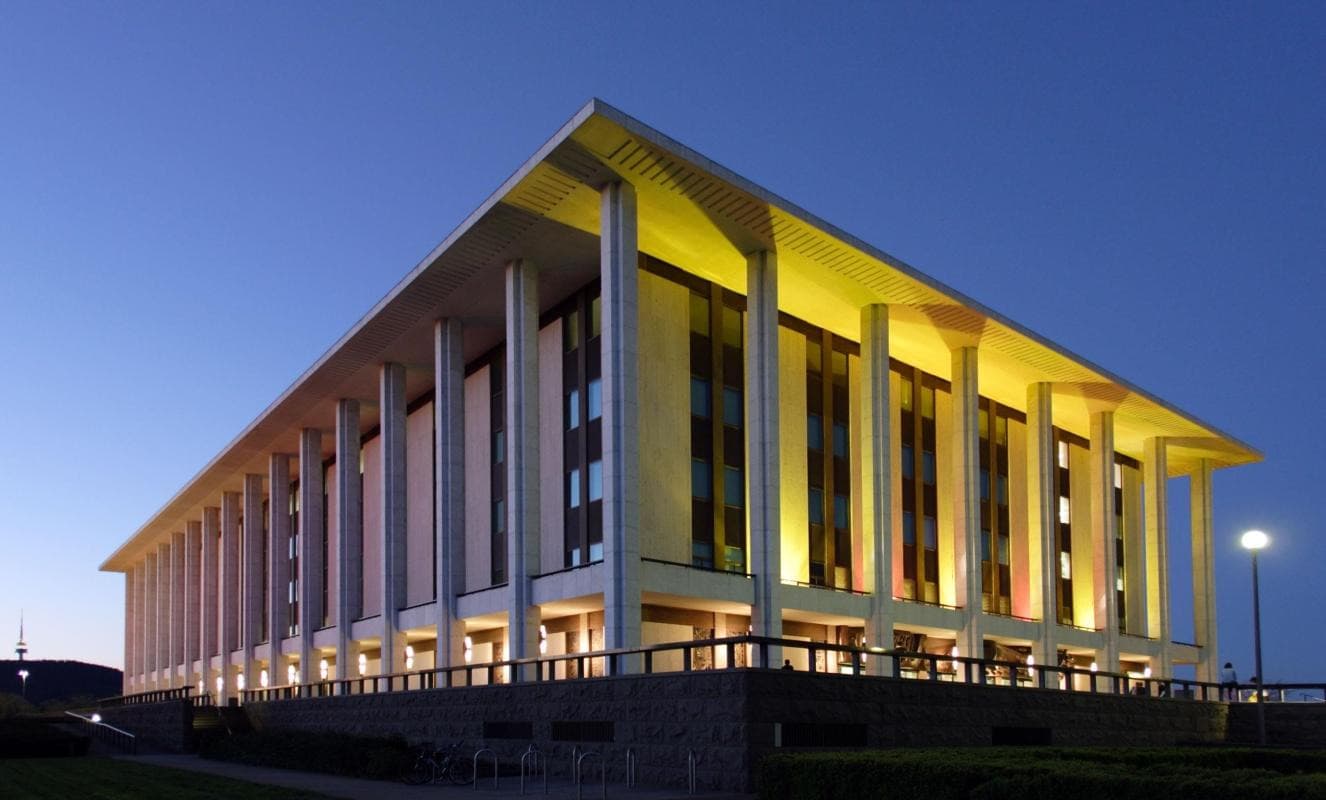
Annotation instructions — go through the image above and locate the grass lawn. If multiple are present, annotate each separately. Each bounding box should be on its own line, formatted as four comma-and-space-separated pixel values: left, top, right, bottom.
0, 757, 333, 799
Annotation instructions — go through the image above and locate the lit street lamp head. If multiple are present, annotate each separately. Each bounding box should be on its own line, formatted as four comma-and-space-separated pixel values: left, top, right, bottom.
1241, 530, 1269, 551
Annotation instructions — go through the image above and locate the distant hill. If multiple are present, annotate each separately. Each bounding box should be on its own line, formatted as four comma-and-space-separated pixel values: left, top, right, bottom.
0, 660, 122, 707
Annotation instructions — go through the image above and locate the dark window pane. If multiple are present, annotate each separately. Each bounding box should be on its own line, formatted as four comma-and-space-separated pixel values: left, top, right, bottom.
723, 387, 742, 427
689, 292, 710, 336
834, 494, 849, 528
724, 466, 744, 508
923, 516, 937, 549
980, 470, 990, 501
588, 460, 603, 502
902, 511, 916, 545
922, 450, 936, 484
587, 378, 602, 421
833, 423, 848, 459
691, 378, 711, 418
691, 460, 712, 500
590, 295, 601, 339
692, 541, 714, 569
565, 389, 580, 430
722, 306, 742, 349
564, 310, 580, 351
567, 469, 581, 509
901, 445, 914, 479
809, 488, 824, 524
808, 414, 823, 451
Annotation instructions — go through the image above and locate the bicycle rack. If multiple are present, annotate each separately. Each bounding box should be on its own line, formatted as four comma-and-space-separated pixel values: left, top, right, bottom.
473, 747, 498, 791
575, 751, 605, 800
687, 749, 698, 795
520, 745, 547, 795
625, 747, 636, 788
571, 745, 582, 785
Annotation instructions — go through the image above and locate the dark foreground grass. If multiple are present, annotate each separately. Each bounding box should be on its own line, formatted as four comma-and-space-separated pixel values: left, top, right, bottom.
0, 757, 332, 799
759, 747, 1326, 800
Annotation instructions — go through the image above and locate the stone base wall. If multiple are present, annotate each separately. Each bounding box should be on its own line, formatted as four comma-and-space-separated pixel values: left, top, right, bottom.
1227, 703, 1326, 747
96, 699, 193, 753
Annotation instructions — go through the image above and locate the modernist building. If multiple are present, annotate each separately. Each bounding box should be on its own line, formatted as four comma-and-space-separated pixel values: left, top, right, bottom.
101, 100, 1258, 702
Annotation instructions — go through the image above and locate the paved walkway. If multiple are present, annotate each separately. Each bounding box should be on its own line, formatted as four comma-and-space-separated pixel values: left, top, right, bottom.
120, 754, 754, 800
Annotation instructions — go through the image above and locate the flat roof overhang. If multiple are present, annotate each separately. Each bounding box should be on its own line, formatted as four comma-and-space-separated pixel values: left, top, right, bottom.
100, 98, 1261, 573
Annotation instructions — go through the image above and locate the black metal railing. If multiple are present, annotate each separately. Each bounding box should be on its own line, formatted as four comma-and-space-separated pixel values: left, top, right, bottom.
97, 686, 195, 707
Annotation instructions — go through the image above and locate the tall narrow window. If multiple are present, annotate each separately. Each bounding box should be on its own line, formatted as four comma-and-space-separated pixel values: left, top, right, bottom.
563, 288, 604, 567
260, 499, 269, 643
288, 482, 300, 638
490, 354, 507, 585
979, 400, 1012, 615
899, 368, 941, 604
806, 331, 852, 588
687, 285, 747, 572
1053, 430, 1078, 625
1114, 457, 1127, 633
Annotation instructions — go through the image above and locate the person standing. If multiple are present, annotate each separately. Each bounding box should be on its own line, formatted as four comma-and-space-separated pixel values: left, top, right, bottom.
1220, 662, 1239, 701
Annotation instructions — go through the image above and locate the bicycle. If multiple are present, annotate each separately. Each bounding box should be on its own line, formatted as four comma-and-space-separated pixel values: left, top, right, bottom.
399, 741, 473, 785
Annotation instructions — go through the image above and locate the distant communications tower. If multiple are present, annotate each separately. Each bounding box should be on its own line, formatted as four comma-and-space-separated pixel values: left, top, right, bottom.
15, 611, 27, 661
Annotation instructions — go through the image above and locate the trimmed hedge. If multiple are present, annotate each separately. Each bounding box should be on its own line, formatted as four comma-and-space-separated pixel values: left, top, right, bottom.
200, 729, 413, 780
758, 748, 1326, 800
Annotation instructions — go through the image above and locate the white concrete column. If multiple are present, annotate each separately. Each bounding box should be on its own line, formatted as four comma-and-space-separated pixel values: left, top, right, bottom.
861, 303, 892, 675
171, 532, 186, 686
335, 400, 363, 681
201, 507, 220, 683
123, 570, 135, 692
156, 544, 170, 685
1026, 383, 1056, 667
1143, 437, 1171, 676
298, 429, 325, 680
505, 260, 541, 675
220, 491, 242, 701
135, 560, 148, 686
601, 181, 642, 663
1190, 459, 1218, 683
380, 363, 409, 675
434, 319, 467, 670
951, 346, 983, 660
184, 520, 202, 687
746, 249, 781, 663
242, 474, 264, 686
1089, 411, 1120, 668
267, 454, 292, 682
143, 553, 157, 686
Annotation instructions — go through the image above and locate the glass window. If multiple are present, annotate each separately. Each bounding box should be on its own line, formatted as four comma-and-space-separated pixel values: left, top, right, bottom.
723, 387, 742, 427
492, 498, 505, 533
833, 494, 849, 528
563, 310, 580, 351
981, 530, 992, 562
997, 475, 1008, 505
1113, 462, 1123, 489
588, 460, 603, 502
806, 339, 822, 374
689, 292, 710, 336
902, 511, 916, 545
691, 460, 711, 500
922, 450, 936, 484
589, 295, 601, 338
1058, 496, 1071, 525
1058, 440, 1069, 469
565, 389, 580, 430
900, 377, 913, 411
721, 306, 742, 349
1116, 576, 1124, 592
692, 541, 714, 568
724, 467, 744, 507
589, 541, 603, 562
920, 387, 935, 419
566, 469, 581, 509
996, 416, 1007, 446
979, 470, 990, 501
809, 489, 824, 524
587, 379, 602, 421
979, 408, 989, 440
832, 423, 848, 459
492, 430, 505, 463
1060, 551, 1072, 580
690, 378, 711, 418
831, 350, 847, 381
807, 414, 823, 451
723, 546, 744, 573
901, 445, 914, 479
998, 534, 1009, 565
923, 516, 937, 549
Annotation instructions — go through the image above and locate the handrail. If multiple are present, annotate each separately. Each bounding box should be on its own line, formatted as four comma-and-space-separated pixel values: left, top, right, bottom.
234, 633, 1326, 705
533, 560, 602, 580
641, 556, 754, 579
687, 749, 697, 795
473, 748, 498, 791
781, 578, 872, 596
575, 751, 605, 800
64, 711, 138, 755
98, 686, 195, 707
625, 747, 636, 788
891, 596, 962, 611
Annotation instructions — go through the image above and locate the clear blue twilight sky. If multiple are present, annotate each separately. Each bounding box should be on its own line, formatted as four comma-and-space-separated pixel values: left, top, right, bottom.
1, 2, 1322, 681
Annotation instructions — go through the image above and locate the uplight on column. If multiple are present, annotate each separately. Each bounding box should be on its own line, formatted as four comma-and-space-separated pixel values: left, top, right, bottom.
287, 664, 297, 685
320, 658, 330, 681
357, 653, 367, 677
405, 645, 415, 670
236, 673, 245, 691
259, 669, 269, 689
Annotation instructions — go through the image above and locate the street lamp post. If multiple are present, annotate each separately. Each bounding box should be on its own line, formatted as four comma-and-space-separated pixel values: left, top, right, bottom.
1241, 529, 1269, 746
16, 669, 28, 699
